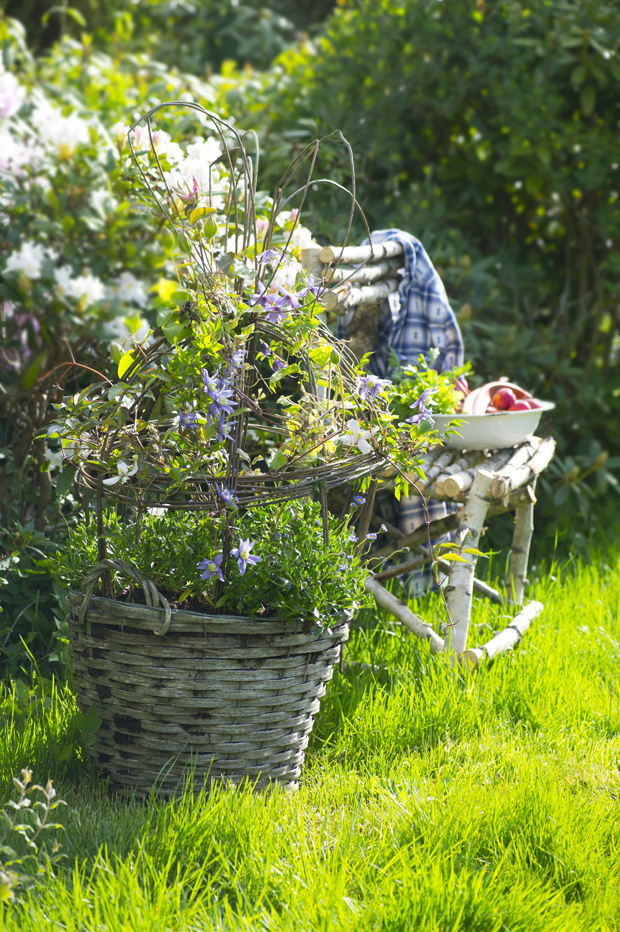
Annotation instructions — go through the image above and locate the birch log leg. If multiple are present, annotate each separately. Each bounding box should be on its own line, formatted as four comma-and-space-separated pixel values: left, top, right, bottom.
461, 600, 544, 670
443, 469, 494, 662
506, 486, 536, 606
364, 577, 444, 653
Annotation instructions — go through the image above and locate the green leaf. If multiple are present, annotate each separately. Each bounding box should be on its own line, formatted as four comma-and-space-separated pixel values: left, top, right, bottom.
439, 553, 470, 563
571, 65, 587, 87
0, 280, 21, 302
85, 703, 102, 734
269, 449, 288, 471
22, 352, 47, 391
108, 382, 128, 400
117, 350, 136, 379
56, 466, 75, 497
42, 5, 87, 27
163, 319, 190, 342
580, 83, 596, 116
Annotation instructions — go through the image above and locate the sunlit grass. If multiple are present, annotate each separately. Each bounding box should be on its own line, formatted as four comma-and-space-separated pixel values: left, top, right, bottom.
2, 555, 620, 930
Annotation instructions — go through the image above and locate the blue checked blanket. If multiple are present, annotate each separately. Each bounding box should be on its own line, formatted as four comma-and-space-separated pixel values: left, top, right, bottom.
336, 229, 464, 591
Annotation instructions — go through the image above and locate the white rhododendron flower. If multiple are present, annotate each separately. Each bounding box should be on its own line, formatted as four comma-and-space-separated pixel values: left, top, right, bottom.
107, 271, 148, 307
290, 225, 318, 249
273, 257, 303, 291
32, 101, 90, 154
151, 129, 183, 163
109, 120, 129, 143
90, 188, 118, 216
185, 135, 221, 165
0, 52, 25, 119
340, 418, 373, 455
5, 242, 50, 279
0, 130, 41, 175
54, 266, 105, 306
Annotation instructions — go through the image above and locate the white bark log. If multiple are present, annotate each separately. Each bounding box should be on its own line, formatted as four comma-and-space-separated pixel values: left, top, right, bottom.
440, 447, 517, 499
506, 484, 536, 605
443, 469, 495, 660
300, 247, 324, 277
407, 449, 456, 496
461, 600, 544, 670
324, 257, 402, 285
319, 241, 404, 265
364, 576, 444, 653
322, 278, 399, 313
491, 437, 556, 499
433, 452, 482, 497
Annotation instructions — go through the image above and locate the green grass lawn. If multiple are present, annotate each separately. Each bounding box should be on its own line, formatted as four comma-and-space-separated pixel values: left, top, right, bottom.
2, 557, 620, 930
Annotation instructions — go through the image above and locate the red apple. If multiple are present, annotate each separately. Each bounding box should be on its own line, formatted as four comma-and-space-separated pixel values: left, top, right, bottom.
492, 387, 517, 410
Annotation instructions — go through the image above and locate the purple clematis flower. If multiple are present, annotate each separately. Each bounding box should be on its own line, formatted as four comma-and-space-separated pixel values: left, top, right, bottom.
358, 374, 392, 402
256, 249, 286, 266
202, 369, 237, 426
295, 275, 323, 299
231, 539, 261, 575
202, 368, 226, 399
248, 282, 291, 324
258, 340, 271, 358
214, 414, 234, 443
215, 483, 238, 507
248, 280, 272, 311
265, 295, 291, 325
207, 392, 236, 426
198, 553, 224, 582
405, 386, 438, 425
179, 409, 197, 429
271, 358, 287, 373
275, 285, 301, 311
229, 348, 246, 371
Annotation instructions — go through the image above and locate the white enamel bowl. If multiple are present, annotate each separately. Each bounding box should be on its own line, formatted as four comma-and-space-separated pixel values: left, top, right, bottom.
431, 400, 555, 451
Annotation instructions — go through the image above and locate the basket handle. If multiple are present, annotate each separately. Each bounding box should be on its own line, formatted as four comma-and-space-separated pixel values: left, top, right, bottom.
79, 558, 172, 636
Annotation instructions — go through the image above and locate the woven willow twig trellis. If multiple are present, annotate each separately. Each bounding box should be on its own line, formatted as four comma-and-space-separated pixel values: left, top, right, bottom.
51, 101, 427, 557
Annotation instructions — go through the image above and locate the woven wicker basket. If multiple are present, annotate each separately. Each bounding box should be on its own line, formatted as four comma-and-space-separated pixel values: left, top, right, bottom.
67, 560, 348, 796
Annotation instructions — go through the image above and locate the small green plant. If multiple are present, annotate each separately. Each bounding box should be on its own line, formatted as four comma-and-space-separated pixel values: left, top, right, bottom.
388, 348, 472, 423
0, 768, 66, 904
49, 500, 372, 625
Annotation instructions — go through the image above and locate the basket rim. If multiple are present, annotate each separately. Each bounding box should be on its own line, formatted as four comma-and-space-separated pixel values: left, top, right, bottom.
67, 587, 352, 634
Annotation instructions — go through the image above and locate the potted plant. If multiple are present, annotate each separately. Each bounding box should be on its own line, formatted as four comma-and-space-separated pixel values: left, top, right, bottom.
46, 103, 435, 794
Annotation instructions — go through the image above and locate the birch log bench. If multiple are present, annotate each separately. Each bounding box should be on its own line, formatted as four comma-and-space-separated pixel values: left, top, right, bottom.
364, 437, 555, 668
301, 243, 555, 669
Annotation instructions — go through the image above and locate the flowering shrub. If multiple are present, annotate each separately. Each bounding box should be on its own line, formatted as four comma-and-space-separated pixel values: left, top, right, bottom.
0, 21, 241, 667
49, 500, 371, 625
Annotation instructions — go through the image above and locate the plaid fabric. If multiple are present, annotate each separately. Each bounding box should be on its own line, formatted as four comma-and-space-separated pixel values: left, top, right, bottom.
337, 229, 464, 592
337, 229, 464, 373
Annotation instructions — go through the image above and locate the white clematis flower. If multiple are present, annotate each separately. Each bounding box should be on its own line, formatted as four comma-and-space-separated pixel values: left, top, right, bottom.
102, 459, 139, 486
44, 449, 63, 472
340, 418, 373, 455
